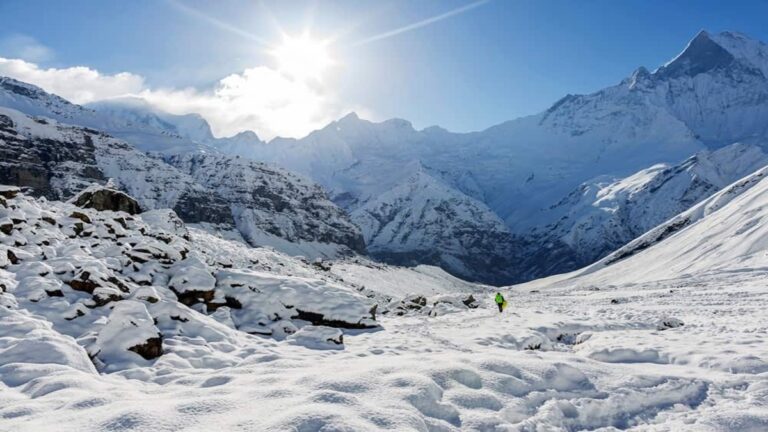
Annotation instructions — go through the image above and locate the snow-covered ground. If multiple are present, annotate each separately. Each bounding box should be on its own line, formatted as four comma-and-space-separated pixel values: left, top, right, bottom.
3, 165, 768, 430
2, 270, 766, 431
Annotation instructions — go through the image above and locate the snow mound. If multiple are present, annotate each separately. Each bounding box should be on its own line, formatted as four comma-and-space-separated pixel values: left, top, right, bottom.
287, 325, 344, 350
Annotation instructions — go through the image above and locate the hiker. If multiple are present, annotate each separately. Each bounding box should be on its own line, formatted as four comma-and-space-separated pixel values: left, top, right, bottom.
494, 292, 506, 313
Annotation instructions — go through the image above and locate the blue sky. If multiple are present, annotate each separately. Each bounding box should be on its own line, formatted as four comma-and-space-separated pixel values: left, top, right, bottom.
1, 0, 768, 138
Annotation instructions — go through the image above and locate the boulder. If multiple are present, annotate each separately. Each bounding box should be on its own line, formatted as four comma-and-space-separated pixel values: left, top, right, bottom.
657, 317, 685, 331
93, 301, 164, 369
0, 185, 20, 199
128, 336, 163, 360
71, 185, 141, 215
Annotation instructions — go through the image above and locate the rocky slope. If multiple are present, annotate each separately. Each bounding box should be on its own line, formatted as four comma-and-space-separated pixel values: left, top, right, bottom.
351, 166, 520, 284
0, 105, 363, 257
166, 153, 365, 257
0, 185, 378, 372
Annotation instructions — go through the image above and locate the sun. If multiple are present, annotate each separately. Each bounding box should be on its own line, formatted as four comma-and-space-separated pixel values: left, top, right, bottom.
272, 34, 332, 80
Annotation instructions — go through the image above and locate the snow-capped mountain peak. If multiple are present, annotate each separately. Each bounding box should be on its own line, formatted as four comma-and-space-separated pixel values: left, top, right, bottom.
656, 30, 736, 78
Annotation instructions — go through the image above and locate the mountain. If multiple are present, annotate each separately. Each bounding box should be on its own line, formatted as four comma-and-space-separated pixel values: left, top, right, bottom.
351, 165, 520, 284
203, 30, 768, 283
0, 77, 198, 153
520, 142, 768, 278
4, 30, 768, 284
87, 97, 268, 151
0, 105, 363, 258
166, 152, 365, 257
526, 161, 768, 287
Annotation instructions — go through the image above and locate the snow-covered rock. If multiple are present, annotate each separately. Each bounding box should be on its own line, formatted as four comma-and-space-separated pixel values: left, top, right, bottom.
91, 301, 163, 371
70, 183, 142, 214
287, 325, 344, 350
0, 186, 382, 373
166, 152, 365, 257
0, 104, 363, 258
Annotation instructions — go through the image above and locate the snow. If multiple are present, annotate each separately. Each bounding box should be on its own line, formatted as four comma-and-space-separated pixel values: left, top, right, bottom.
3, 30, 768, 430
5, 30, 768, 285
190, 30, 768, 283
0, 103, 364, 260
2, 179, 768, 430
522, 142, 768, 278
287, 325, 345, 350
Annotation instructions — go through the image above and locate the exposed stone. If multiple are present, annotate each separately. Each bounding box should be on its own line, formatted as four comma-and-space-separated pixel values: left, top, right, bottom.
68, 270, 98, 294
128, 335, 163, 360
7, 249, 19, 265
0, 219, 12, 235
45, 288, 64, 297
462, 294, 479, 309
294, 308, 378, 329
0, 186, 20, 199
170, 287, 215, 307
69, 211, 92, 224
657, 317, 685, 331
72, 187, 142, 215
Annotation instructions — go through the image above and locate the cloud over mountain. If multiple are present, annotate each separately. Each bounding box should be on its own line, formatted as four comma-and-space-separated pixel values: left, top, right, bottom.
0, 56, 356, 140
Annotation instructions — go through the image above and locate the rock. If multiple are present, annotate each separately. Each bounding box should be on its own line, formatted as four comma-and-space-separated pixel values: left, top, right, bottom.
72, 185, 142, 215
294, 308, 378, 329
68, 270, 99, 294
167, 257, 216, 307
69, 211, 92, 224
392, 295, 429, 315
91, 287, 123, 307
312, 259, 332, 272
657, 317, 685, 331
6, 249, 20, 265
0, 218, 12, 235
128, 335, 163, 360
94, 301, 164, 368
0, 185, 20, 199
462, 294, 479, 309
131, 286, 160, 304
45, 288, 64, 297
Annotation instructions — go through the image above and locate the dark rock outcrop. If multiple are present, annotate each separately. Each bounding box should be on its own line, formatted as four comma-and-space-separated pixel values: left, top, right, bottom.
72, 186, 142, 214
128, 335, 163, 360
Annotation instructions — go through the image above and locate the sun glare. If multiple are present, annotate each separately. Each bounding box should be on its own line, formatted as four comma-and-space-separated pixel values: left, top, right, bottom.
272, 34, 332, 80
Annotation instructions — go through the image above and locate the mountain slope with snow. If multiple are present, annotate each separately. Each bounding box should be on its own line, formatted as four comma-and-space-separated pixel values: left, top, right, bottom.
0, 106, 364, 257
166, 152, 365, 258
521, 143, 768, 278
205, 30, 768, 283
2, 182, 767, 430
522, 159, 768, 289
351, 167, 520, 284
4, 30, 768, 284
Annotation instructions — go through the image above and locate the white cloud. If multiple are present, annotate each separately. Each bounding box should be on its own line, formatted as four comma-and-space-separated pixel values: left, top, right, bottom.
139, 67, 351, 140
0, 57, 145, 104
0, 34, 55, 63
0, 56, 359, 140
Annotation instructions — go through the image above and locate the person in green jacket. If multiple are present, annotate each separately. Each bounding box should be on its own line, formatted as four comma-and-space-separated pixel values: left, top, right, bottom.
494, 292, 506, 313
